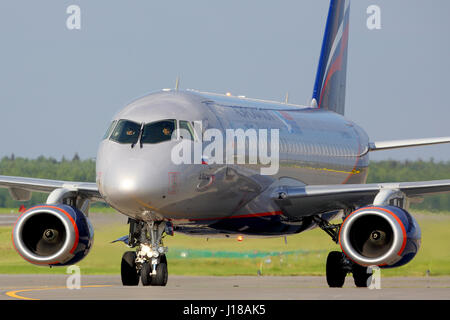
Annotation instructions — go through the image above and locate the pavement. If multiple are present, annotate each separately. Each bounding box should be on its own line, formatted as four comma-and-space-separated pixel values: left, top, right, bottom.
0, 215, 19, 226
1, 275, 449, 300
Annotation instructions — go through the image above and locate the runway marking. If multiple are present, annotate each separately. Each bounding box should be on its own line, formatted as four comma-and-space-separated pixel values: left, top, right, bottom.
5, 285, 112, 300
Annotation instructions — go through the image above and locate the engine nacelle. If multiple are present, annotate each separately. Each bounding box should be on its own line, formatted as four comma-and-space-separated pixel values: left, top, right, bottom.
339, 206, 421, 268
12, 204, 94, 266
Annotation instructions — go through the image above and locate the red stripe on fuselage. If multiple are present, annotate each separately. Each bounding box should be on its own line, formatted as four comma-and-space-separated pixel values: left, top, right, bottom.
169, 211, 283, 222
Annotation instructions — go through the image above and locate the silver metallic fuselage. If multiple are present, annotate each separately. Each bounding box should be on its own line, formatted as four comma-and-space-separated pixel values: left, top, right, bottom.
96, 90, 369, 236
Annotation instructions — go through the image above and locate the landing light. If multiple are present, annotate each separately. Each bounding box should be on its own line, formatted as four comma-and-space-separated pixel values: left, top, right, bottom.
237, 235, 244, 242
120, 179, 135, 192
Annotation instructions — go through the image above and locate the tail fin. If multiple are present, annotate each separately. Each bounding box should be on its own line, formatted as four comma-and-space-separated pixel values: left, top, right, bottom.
312, 0, 350, 115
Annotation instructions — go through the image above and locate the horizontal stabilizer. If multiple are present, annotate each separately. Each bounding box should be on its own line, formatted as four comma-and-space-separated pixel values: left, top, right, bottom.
369, 137, 450, 151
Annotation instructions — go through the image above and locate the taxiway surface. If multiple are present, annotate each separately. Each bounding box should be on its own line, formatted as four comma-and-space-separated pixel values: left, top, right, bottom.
1, 275, 449, 300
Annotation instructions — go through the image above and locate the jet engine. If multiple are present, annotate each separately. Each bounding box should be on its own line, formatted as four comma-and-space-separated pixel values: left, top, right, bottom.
12, 204, 94, 266
339, 205, 421, 268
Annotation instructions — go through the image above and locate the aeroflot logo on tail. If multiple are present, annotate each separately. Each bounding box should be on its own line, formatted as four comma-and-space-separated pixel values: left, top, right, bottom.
170, 121, 279, 175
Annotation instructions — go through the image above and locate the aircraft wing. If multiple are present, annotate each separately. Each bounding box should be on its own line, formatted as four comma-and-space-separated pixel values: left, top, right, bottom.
0, 175, 103, 202
369, 137, 450, 151
272, 179, 450, 218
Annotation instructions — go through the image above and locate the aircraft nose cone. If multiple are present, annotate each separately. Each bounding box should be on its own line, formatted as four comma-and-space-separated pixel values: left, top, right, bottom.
102, 158, 167, 214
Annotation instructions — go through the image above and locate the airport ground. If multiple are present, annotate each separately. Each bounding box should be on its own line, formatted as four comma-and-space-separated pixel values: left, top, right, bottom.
1, 274, 450, 300
1, 210, 450, 300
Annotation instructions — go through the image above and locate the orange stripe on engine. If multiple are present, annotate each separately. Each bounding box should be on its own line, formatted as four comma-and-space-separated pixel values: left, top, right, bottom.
341, 206, 407, 256
373, 207, 408, 256
11, 205, 80, 264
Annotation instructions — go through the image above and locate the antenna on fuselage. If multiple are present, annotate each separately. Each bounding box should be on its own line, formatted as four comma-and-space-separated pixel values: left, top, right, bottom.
284, 92, 289, 104
175, 76, 180, 91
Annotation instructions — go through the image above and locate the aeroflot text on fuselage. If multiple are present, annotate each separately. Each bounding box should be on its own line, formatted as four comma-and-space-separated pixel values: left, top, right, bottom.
171, 121, 280, 175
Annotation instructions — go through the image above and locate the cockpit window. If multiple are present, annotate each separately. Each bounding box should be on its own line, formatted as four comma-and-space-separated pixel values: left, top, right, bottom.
179, 120, 195, 140
141, 119, 176, 144
109, 119, 141, 144
102, 120, 117, 140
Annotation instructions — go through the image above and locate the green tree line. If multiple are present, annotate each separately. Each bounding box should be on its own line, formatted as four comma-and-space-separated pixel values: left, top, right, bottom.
366, 159, 450, 211
0, 154, 99, 208
0, 155, 449, 211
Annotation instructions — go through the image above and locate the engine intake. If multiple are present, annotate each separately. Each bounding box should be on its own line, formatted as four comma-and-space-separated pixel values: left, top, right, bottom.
339, 206, 421, 268
12, 204, 94, 266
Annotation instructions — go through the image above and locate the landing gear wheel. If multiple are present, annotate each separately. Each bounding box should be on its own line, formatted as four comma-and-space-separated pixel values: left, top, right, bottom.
140, 256, 168, 286
141, 262, 153, 286
326, 251, 347, 288
353, 264, 370, 288
152, 255, 168, 286
121, 251, 139, 286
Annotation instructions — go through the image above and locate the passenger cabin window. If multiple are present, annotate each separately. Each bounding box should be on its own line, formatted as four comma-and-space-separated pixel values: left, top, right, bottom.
110, 119, 141, 144
179, 120, 195, 140
103, 120, 117, 140
141, 119, 176, 144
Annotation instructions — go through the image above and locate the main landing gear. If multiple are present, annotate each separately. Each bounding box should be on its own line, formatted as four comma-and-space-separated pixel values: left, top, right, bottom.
313, 216, 372, 288
121, 219, 169, 286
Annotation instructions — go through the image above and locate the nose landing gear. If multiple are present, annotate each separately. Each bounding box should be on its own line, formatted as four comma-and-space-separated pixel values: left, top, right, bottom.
120, 219, 170, 286
141, 254, 168, 286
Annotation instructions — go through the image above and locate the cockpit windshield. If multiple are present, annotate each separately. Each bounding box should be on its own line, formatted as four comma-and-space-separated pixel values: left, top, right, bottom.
141, 119, 176, 144
102, 120, 117, 140
179, 120, 195, 140
109, 119, 141, 144
109, 118, 195, 146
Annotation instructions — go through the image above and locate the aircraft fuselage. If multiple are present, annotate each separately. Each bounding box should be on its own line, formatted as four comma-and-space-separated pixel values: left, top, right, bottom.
96, 90, 369, 236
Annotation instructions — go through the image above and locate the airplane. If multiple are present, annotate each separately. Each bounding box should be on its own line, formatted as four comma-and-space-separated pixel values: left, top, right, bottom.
1, 0, 450, 288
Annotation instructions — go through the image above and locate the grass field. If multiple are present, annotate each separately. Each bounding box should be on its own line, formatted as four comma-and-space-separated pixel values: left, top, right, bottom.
1, 212, 449, 276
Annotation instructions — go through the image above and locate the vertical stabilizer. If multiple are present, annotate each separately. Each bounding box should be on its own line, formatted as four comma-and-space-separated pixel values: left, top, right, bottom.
312, 0, 350, 115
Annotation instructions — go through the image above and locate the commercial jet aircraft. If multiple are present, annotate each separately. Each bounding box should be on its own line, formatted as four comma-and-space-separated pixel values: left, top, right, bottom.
2, 0, 450, 288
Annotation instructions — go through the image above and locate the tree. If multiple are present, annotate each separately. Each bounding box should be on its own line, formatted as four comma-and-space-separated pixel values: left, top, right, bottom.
72, 153, 80, 162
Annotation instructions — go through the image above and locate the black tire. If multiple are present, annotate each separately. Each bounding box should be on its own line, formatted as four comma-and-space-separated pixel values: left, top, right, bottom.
152, 260, 168, 286
121, 251, 139, 286
160, 254, 167, 265
141, 256, 168, 286
326, 251, 347, 288
353, 264, 370, 288
141, 262, 153, 286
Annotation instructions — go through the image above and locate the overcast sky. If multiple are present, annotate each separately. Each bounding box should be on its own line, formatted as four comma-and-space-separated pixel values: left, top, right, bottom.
1, 0, 449, 161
